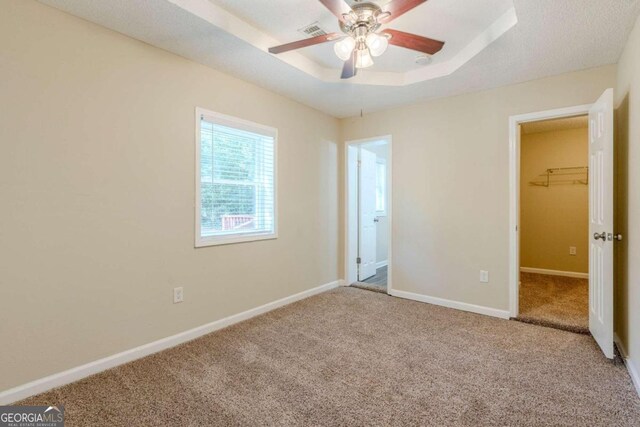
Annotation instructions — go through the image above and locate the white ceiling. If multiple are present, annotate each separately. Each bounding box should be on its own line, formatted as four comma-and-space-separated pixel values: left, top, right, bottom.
38, 0, 640, 118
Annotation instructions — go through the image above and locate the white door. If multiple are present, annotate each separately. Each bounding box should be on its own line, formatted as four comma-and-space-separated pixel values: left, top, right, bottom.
588, 88, 614, 359
358, 148, 377, 281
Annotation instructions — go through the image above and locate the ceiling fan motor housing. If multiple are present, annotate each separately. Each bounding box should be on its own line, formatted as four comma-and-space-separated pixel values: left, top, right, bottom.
339, 2, 383, 37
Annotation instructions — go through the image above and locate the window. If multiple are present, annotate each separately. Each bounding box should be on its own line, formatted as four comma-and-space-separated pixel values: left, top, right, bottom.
376, 158, 387, 215
196, 108, 277, 247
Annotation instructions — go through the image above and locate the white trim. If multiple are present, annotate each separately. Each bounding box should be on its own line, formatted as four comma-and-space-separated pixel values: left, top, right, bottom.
344, 135, 393, 293
197, 233, 277, 247
346, 145, 359, 285
390, 289, 511, 320
376, 260, 388, 269
519, 267, 589, 279
509, 104, 592, 317
615, 334, 640, 398
386, 142, 393, 293
0, 280, 341, 405
195, 107, 278, 248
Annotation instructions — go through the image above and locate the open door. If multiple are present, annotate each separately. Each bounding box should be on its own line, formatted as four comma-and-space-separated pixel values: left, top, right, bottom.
358, 148, 377, 281
588, 88, 614, 359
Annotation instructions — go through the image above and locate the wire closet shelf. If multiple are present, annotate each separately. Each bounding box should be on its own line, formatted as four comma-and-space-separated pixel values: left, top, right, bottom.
528, 166, 588, 187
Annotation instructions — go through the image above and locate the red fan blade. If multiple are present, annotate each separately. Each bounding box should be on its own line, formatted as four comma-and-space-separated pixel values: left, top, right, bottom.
318, 0, 353, 22
269, 33, 341, 54
384, 29, 444, 55
378, 0, 428, 24
341, 50, 357, 79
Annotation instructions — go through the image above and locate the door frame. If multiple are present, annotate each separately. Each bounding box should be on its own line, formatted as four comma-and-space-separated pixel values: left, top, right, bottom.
508, 104, 592, 317
344, 135, 393, 293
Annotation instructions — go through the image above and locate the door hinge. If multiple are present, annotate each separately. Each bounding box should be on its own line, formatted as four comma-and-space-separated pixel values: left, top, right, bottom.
356, 257, 361, 264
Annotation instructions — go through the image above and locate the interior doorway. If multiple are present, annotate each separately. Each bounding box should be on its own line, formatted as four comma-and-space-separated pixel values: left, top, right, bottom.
509, 89, 616, 359
517, 115, 590, 334
345, 136, 392, 294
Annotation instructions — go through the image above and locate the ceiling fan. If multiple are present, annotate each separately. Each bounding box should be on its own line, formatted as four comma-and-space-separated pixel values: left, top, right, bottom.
268, 0, 445, 79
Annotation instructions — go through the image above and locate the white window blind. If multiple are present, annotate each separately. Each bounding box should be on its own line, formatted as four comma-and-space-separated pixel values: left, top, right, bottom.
196, 109, 277, 247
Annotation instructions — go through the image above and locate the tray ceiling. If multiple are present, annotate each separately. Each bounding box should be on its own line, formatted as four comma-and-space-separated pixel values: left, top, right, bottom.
38, 0, 640, 117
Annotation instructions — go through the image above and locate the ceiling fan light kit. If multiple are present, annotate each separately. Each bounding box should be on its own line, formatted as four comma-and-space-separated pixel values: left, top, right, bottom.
269, 0, 445, 79
366, 32, 389, 57
334, 36, 356, 60
355, 48, 374, 68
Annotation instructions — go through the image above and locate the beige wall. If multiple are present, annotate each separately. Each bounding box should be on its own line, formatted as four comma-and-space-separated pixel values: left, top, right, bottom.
520, 127, 589, 273
2, 0, 637, 398
0, 0, 339, 392
341, 65, 617, 311
615, 13, 640, 382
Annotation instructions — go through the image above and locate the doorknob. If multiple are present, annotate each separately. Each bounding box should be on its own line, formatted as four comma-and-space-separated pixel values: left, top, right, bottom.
593, 232, 607, 241
614, 233, 623, 241
373, 217, 379, 223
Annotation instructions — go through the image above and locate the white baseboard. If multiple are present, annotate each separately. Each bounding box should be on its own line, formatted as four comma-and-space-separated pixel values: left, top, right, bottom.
0, 280, 341, 405
615, 334, 640, 398
389, 289, 511, 320
520, 267, 588, 279
375, 260, 388, 269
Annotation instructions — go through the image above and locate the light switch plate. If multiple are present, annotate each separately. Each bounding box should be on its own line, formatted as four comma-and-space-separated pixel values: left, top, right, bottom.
569, 246, 577, 256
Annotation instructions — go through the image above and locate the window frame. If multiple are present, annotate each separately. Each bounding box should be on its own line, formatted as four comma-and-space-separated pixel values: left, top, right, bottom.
195, 107, 278, 247
375, 158, 387, 216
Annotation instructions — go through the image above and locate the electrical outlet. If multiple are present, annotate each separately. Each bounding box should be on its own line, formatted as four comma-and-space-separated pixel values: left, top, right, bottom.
173, 287, 184, 304
480, 270, 489, 283
569, 246, 577, 256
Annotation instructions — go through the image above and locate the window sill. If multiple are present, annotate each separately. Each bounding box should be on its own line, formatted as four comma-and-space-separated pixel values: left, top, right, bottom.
195, 232, 278, 248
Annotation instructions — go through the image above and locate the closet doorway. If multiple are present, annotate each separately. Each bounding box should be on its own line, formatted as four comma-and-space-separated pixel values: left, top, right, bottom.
517, 115, 590, 333
509, 89, 616, 360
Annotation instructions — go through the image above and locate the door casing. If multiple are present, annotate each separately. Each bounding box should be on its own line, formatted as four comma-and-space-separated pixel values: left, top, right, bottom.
508, 104, 593, 317
345, 135, 392, 292
509, 95, 615, 359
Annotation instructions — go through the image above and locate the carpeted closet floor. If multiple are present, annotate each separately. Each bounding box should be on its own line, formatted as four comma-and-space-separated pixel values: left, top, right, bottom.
517, 272, 589, 333
351, 266, 387, 294
19, 287, 639, 426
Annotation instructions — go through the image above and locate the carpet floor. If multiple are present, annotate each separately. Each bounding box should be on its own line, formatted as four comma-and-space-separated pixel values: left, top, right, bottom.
19, 287, 639, 426
517, 272, 589, 334
351, 266, 387, 294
